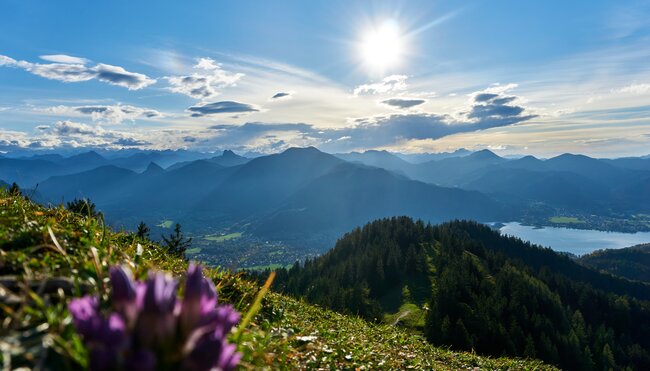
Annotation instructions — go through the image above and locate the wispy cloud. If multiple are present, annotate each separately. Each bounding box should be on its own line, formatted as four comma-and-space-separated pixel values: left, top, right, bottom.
271, 92, 293, 100
353, 75, 408, 95
0, 55, 155, 90
187, 101, 260, 117
165, 57, 244, 99
39, 54, 90, 64
39, 104, 163, 124
614, 83, 650, 94
381, 98, 425, 109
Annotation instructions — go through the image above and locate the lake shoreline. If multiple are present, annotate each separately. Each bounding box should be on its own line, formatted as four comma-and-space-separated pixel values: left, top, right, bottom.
495, 222, 650, 256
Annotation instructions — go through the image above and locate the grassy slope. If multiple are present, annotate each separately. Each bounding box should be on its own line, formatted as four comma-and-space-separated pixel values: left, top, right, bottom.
0, 191, 553, 370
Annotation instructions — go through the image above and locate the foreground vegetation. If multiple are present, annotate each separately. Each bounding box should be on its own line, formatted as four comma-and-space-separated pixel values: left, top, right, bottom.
0, 190, 551, 369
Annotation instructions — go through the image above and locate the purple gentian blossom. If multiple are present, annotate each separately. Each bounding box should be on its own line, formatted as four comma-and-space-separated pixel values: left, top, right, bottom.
68, 263, 241, 371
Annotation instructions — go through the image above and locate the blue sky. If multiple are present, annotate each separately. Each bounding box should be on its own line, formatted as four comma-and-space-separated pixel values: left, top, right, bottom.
1, 0, 650, 157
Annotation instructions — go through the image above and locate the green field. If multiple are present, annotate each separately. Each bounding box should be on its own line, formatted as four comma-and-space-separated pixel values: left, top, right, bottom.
549, 216, 585, 224
203, 232, 242, 242
241, 263, 293, 271
384, 302, 427, 329
185, 247, 202, 254
156, 219, 174, 228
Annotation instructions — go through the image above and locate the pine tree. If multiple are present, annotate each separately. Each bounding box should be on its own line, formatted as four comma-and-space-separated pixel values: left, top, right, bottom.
582, 345, 595, 370
402, 285, 412, 303
67, 198, 99, 218
162, 223, 192, 259
9, 182, 20, 196
523, 335, 536, 358
452, 318, 472, 349
601, 344, 616, 371
136, 221, 150, 240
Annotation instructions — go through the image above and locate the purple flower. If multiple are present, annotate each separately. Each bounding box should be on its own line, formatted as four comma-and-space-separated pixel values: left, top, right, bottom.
182, 315, 241, 371
136, 271, 178, 348
180, 263, 218, 336
218, 341, 242, 371
69, 263, 241, 371
108, 266, 140, 325
69, 298, 126, 371
68, 296, 102, 341
101, 314, 126, 347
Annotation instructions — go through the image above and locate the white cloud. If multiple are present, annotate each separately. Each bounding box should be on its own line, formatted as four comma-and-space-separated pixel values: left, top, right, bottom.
53, 120, 98, 136
476, 83, 519, 95
0, 121, 154, 150
0, 54, 156, 90
91, 63, 156, 90
194, 57, 220, 70
39, 54, 90, 64
28, 62, 97, 82
0, 55, 19, 66
615, 83, 650, 94
40, 104, 163, 124
165, 57, 244, 100
353, 75, 408, 95
380, 98, 426, 109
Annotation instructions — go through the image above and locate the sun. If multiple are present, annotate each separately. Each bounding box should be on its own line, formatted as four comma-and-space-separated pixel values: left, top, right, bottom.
360, 20, 404, 73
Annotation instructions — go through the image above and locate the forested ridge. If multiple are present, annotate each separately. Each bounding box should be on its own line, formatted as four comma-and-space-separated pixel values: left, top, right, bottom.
578, 244, 650, 283
267, 217, 650, 370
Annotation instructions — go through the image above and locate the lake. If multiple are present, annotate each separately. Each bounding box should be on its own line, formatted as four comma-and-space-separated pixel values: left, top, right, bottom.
499, 222, 650, 256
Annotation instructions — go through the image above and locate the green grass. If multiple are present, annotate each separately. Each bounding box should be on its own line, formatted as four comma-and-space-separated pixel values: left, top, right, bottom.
549, 216, 585, 224
156, 219, 174, 228
203, 232, 242, 242
185, 247, 202, 254
384, 302, 427, 329
241, 263, 292, 271
0, 191, 555, 370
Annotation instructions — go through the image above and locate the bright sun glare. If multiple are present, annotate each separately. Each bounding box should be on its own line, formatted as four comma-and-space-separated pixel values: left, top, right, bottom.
360, 20, 404, 73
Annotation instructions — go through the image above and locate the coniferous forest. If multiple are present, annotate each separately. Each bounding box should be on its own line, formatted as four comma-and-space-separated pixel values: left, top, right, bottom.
266, 217, 650, 370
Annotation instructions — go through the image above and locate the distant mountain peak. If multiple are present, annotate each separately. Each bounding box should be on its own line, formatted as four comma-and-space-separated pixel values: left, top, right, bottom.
143, 162, 164, 174
548, 153, 600, 165
284, 146, 320, 153
469, 149, 501, 160
364, 149, 390, 154
281, 146, 324, 157
72, 150, 105, 160
553, 153, 588, 160
222, 149, 238, 158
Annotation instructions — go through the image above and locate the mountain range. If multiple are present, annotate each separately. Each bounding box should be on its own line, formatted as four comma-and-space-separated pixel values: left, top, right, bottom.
3, 147, 650, 249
